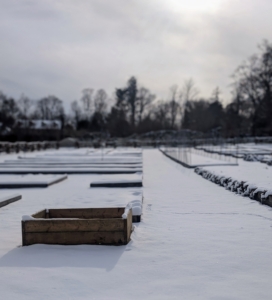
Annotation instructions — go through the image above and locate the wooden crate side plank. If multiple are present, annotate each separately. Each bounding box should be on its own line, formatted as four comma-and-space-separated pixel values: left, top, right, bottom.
90, 182, 142, 188
0, 194, 22, 208
24, 219, 125, 233
49, 207, 124, 219
126, 209, 133, 243
32, 209, 46, 218
0, 183, 48, 188
47, 175, 68, 186
21, 221, 26, 246
23, 231, 126, 246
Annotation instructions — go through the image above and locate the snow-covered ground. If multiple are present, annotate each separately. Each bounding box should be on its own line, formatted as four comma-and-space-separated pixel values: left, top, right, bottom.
0, 175, 66, 186
0, 149, 142, 174
1, 149, 272, 299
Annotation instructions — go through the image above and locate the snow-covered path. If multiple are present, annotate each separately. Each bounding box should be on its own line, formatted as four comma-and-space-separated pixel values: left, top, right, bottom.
1, 149, 272, 299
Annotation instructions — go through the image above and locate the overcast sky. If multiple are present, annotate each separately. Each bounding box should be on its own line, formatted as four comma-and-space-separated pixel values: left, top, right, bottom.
1, 0, 272, 107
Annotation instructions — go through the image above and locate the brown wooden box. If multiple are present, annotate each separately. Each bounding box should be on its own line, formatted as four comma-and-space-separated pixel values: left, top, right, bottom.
22, 207, 132, 246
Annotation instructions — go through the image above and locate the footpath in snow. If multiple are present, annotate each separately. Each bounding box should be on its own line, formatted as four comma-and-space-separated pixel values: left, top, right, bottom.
1, 149, 272, 299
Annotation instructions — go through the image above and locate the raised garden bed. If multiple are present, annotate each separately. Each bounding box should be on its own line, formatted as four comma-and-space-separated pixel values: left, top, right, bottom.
0, 194, 22, 208
0, 175, 67, 188
0, 169, 141, 175
22, 207, 132, 246
90, 180, 142, 188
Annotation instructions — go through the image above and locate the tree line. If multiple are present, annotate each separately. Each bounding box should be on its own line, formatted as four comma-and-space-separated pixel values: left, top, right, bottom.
1, 40, 272, 141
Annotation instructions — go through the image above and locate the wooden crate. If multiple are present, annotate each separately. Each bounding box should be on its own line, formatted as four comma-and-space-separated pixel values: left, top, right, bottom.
22, 207, 132, 246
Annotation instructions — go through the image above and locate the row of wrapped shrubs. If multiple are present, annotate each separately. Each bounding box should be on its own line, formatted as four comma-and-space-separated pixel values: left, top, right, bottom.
195, 167, 272, 207
243, 154, 272, 165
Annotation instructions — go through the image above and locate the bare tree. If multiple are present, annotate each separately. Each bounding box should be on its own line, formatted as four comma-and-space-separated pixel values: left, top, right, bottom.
137, 87, 155, 124
94, 89, 108, 114
81, 88, 94, 117
126, 77, 137, 127
18, 94, 32, 119
180, 79, 199, 125
115, 77, 138, 127
168, 85, 181, 129
153, 101, 170, 129
36, 95, 64, 120
182, 78, 199, 102
0, 92, 19, 127
71, 100, 81, 129
232, 40, 272, 134
211, 87, 221, 102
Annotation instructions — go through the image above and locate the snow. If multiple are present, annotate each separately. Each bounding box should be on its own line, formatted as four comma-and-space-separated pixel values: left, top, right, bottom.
0, 150, 142, 174
122, 203, 132, 219
1, 149, 272, 299
0, 168, 142, 174
22, 215, 36, 221
131, 200, 142, 206
90, 176, 142, 185
0, 164, 142, 168
263, 190, 272, 198
0, 193, 21, 203
17, 156, 142, 162
0, 175, 67, 186
131, 205, 142, 215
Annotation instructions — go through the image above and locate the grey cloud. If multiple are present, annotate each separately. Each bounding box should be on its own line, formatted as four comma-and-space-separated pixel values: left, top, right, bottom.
1, 0, 272, 108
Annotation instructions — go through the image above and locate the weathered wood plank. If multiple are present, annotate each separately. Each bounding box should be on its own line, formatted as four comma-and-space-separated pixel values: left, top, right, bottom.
90, 181, 142, 188
32, 209, 46, 218
0, 170, 141, 175
126, 209, 133, 243
23, 207, 133, 246
24, 219, 125, 233
23, 231, 126, 246
49, 207, 124, 219
0, 194, 22, 208
0, 175, 67, 188
0, 183, 48, 188
47, 175, 68, 186
21, 221, 26, 246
